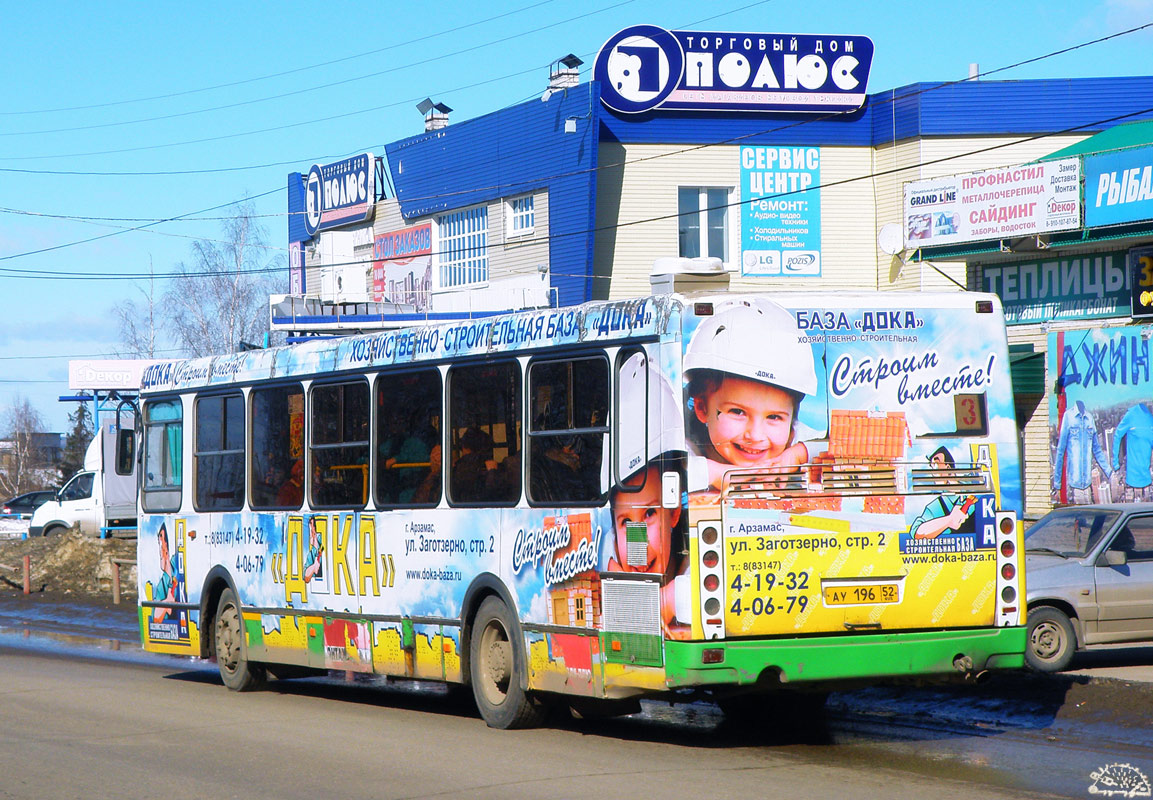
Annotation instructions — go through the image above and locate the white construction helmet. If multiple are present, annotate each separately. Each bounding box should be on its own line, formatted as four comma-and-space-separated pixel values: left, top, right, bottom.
617, 350, 685, 483
683, 297, 817, 396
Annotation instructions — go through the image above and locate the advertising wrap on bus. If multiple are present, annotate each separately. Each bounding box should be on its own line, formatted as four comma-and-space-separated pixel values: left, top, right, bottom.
137, 290, 1025, 728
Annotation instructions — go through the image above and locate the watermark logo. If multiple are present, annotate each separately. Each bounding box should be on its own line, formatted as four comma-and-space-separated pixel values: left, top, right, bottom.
1088, 763, 1151, 798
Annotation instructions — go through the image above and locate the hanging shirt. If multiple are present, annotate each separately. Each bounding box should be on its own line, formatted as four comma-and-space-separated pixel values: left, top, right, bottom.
1053, 403, 1111, 491
1112, 403, 1153, 488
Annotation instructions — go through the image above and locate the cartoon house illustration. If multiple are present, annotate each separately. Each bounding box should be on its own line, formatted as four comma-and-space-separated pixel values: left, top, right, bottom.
545, 513, 601, 628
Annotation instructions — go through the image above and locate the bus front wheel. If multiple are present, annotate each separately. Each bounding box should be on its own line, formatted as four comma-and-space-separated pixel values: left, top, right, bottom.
469, 596, 549, 729
214, 587, 266, 691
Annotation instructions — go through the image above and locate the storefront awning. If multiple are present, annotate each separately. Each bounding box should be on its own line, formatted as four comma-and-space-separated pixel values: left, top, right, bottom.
1038, 119, 1153, 161
1009, 344, 1045, 396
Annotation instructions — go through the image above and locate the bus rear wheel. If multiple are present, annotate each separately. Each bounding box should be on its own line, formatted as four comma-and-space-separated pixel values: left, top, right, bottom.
214, 587, 266, 691
469, 596, 549, 729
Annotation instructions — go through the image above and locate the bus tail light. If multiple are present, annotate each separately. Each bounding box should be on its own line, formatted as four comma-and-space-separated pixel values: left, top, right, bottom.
697, 523, 726, 640
994, 511, 1023, 627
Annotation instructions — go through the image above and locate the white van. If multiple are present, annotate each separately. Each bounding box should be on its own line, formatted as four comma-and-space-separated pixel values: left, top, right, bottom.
30, 425, 137, 537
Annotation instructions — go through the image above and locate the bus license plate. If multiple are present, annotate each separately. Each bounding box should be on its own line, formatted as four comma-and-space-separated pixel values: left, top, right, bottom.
823, 583, 900, 606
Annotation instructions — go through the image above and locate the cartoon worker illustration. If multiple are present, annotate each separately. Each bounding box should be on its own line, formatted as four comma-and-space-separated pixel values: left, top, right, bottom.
304, 515, 324, 583
910, 446, 977, 540
606, 350, 690, 639
684, 297, 820, 491
152, 522, 179, 623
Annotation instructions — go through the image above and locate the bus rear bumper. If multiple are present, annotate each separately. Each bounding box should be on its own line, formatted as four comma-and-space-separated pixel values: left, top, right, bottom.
664, 627, 1027, 688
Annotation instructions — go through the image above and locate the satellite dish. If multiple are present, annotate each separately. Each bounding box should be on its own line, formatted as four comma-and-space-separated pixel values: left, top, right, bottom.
878, 223, 904, 256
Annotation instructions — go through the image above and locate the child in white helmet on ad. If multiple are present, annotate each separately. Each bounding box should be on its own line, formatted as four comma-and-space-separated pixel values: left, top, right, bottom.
606, 349, 691, 639
684, 297, 823, 492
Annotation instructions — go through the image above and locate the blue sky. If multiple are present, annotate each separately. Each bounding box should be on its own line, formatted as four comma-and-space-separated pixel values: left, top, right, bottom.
3, 0, 1152, 433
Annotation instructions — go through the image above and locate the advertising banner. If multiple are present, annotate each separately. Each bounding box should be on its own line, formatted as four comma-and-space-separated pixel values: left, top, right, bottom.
1085, 145, 1153, 227
594, 25, 874, 114
981, 251, 1130, 325
373, 224, 433, 311
740, 145, 821, 276
1049, 325, 1153, 505
903, 158, 1081, 248
684, 297, 1021, 637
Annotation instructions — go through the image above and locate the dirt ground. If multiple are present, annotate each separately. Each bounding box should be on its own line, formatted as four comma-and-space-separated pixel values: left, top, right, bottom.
0, 527, 137, 600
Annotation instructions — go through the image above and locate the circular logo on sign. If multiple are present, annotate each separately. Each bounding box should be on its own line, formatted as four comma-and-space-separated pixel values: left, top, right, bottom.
594, 25, 683, 114
304, 164, 323, 237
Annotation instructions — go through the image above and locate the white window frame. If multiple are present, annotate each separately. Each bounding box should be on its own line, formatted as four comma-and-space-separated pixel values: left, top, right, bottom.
677, 186, 733, 267
506, 194, 535, 238
435, 205, 489, 288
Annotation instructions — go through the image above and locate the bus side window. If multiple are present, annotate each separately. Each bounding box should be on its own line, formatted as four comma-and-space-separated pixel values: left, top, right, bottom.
527, 356, 609, 505
310, 381, 370, 509
250, 384, 304, 510
142, 398, 183, 513
448, 361, 521, 505
376, 369, 442, 507
194, 393, 245, 511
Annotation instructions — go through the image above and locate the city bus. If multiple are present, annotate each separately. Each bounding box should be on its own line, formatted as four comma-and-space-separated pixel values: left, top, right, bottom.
135, 285, 1026, 728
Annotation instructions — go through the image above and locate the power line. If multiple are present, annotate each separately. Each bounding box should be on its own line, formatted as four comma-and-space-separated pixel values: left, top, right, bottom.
3, 20, 1149, 273
0, 0, 638, 159
5, 101, 1152, 282
0, 0, 568, 117
0, 188, 282, 264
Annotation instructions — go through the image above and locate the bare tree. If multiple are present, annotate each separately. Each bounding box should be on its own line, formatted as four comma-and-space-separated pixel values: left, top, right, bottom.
164, 201, 284, 358
114, 258, 165, 358
0, 395, 51, 497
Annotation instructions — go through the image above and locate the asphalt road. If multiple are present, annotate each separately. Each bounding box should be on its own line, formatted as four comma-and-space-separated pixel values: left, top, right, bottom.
0, 648, 1082, 800
2, 594, 1152, 799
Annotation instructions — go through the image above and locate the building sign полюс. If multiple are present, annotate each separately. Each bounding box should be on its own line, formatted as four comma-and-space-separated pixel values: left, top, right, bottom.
304, 152, 375, 238
594, 25, 874, 115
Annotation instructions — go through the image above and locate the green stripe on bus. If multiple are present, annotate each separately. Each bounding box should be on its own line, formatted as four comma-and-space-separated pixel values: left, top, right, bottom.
663, 627, 1027, 686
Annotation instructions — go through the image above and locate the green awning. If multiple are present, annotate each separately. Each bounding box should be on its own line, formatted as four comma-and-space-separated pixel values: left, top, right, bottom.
1009, 344, 1045, 395
1039, 119, 1153, 161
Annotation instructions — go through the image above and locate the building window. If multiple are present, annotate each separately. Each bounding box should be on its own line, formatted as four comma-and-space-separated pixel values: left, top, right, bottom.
436, 205, 488, 288
678, 187, 730, 263
507, 195, 535, 237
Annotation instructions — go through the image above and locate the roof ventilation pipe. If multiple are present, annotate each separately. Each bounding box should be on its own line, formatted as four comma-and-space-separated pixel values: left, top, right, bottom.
417, 98, 452, 132
542, 54, 583, 101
